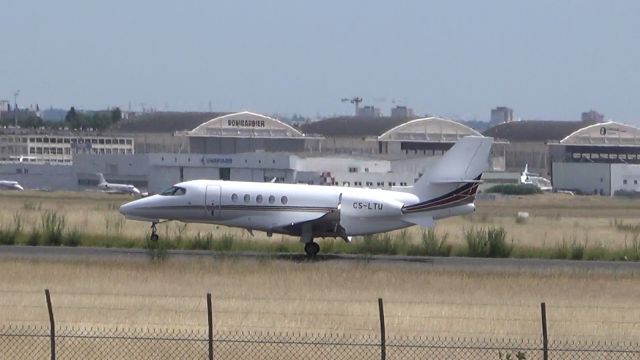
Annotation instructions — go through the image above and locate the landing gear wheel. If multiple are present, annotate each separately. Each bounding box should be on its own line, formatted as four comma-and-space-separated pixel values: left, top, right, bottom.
304, 242, 320, 258
150, 223, 159, 242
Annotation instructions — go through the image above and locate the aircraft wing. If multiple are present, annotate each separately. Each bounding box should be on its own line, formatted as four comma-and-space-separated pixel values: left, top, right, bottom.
266, 209, 340, 237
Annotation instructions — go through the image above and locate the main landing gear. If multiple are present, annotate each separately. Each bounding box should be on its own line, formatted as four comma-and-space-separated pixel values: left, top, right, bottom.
150, 222, 159, 242
300, 224, 319, 258
304, 242, 320, 258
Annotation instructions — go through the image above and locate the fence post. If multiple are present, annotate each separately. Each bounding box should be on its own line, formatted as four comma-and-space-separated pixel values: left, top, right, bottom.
378, 298, 386, 360
207, 292, 213, 360
45, 289, 55, 360
541, 302, 548, 360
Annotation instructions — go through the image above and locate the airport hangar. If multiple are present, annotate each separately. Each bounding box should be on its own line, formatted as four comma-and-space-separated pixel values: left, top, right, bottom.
69, 111, 501, 193
3, 111, 640, 196
483, 119, 640, 195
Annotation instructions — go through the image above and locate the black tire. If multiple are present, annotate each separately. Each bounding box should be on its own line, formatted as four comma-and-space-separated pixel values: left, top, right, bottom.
304, 242, 320, 257
150, 234, 159, 242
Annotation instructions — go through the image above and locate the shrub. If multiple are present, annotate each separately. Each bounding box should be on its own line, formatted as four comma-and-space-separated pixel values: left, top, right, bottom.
553, 240, 569, 259
487, 227, 511, 258
485, 184, 542, 195
145, 237, 168, 261
464, 226, 511, 258
63, 228, 82, 247
0, 213, 24, 245
552, 236, 585, 260
40, 211, 65, 246
189, 232, 212, 250
464, 227, 489, 257
26, 230, 40, 246
409, 229, 452, 257
358, 233, 395, 255
0, 227, 17, 245
213, 234, 234, 251
569, 241, 585, 260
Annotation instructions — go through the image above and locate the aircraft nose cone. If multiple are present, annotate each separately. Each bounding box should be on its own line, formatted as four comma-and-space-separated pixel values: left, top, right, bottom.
119, 202, 133, 216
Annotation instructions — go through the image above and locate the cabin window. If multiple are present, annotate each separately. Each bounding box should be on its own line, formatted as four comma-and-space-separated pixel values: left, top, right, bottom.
281, 196, 288, 205
623, 180, 628, 185
256, 195, 263, 204
244, 194, 250, 203
231, 193, 238, 202
268, 195, 275, 204
160, 186, 186, 196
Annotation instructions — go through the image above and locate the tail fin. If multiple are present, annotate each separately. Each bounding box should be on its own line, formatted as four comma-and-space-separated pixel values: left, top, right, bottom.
410, 136, 493, 200
96, 173, 107, 184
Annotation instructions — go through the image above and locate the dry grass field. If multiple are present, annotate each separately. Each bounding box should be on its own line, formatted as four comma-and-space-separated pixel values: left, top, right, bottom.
1, 191, 639, 344
0, 257, 638, 342
1, 190, 640, 251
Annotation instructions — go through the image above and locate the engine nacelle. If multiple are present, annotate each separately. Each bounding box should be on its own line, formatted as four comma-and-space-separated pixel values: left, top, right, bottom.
340, 193, 404, 218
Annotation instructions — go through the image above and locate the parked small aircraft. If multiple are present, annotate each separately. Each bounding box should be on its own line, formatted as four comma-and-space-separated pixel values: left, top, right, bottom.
97, 173, 141, 196
0, 180, 24, 191
119, 136, 493, 257
519, 164, 552, 191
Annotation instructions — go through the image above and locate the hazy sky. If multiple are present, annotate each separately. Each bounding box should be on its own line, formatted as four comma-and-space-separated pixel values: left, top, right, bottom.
2, 0, 639, 123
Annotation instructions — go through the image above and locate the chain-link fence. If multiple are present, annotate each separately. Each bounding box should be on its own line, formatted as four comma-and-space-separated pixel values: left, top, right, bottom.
1, 290, 639, 359
1, 325, 639, 359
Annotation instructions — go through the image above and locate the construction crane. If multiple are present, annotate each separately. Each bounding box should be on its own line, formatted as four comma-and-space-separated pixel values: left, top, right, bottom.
341, 97, 363, 116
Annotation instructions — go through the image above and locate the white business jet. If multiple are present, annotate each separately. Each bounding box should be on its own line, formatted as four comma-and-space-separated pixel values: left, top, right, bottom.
119, 136, 493, 257
520, 164, 552, 191
97, 173, 142, 196
0, 180, 24, 191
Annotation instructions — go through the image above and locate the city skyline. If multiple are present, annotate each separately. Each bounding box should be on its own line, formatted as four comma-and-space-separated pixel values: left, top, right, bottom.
2, 0, 640, 123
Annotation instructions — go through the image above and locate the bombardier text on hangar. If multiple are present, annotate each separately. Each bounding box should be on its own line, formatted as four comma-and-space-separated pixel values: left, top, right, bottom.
119, 136, 493, 257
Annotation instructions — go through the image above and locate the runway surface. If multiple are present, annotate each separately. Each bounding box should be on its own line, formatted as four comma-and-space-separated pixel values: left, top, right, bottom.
1, 245, 640, 274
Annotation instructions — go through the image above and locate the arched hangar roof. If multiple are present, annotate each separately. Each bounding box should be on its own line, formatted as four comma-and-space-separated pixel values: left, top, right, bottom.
378, 117, 481, 142
188, 111, 306, 138
561, 121, 640, 145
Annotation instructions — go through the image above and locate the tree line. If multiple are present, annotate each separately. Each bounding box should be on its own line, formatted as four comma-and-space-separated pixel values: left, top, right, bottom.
0, 107, 122, 130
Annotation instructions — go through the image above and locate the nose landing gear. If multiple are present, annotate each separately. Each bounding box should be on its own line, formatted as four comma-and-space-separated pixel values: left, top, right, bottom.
150, 222, 159, 242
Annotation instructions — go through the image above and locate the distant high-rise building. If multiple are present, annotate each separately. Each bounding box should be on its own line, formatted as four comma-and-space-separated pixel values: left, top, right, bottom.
357, 105, 382, 117
490, 106, 514, 124
390, 106, 414, 119
581, 110, 604, 123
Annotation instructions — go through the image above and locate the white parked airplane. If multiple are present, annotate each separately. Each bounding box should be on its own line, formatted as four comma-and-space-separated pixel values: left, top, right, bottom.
97, 173, 142, 196
520, 164, 552, 191
0, 180, 24, 191
119, 136, 493, 257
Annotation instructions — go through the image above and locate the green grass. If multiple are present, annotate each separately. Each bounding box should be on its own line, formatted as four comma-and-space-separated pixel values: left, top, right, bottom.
0, 213, 638, 261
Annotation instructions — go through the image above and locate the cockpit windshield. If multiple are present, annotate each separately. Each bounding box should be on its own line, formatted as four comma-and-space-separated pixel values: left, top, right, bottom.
160, 186, 186, 196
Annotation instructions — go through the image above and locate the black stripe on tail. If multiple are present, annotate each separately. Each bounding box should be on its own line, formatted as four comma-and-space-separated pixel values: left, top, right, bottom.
402, 174, 482, 214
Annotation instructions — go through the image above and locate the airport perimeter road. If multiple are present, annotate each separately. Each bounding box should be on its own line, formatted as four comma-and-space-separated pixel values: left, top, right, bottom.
1, 245, 639, 274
